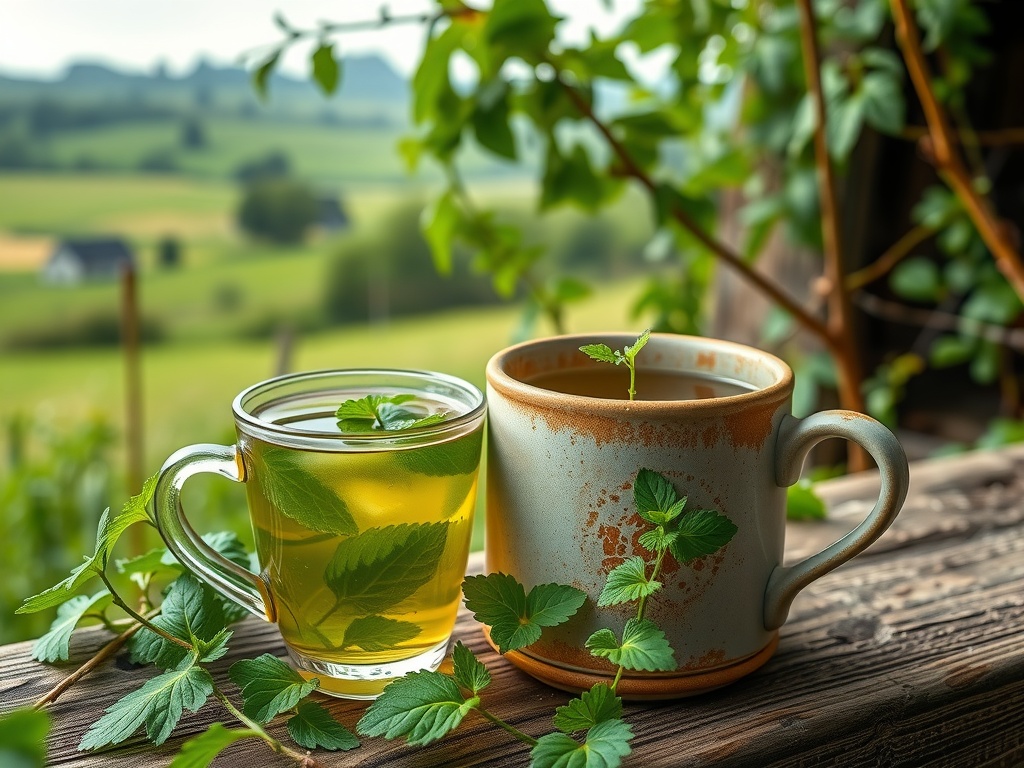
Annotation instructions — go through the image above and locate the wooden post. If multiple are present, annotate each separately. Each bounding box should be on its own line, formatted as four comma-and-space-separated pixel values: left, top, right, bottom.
120, 263, 144, 555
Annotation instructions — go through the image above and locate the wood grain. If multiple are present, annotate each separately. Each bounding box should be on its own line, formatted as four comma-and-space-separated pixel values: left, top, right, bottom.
1, 447, 1022, 767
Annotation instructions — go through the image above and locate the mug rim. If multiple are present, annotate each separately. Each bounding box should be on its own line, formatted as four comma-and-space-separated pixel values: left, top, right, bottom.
486, 332, 793, 414
232, 368, 486, 449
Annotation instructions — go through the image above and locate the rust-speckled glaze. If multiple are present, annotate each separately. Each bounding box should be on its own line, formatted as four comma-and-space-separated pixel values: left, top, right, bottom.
485, 333, 909, 699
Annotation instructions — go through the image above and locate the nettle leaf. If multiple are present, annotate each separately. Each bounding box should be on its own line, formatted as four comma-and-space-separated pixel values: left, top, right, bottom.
472, 79, 516, 160
169, 724, 253, 768
579, 343, 617, 364
356, 671, 478, 746
623, 329, 650, 361
531, 719, 634, 768
255, 447, 357, 536
129, 575, 228, 669
394, 428, 483, 478
342, 616, 421, 652
462, 573, 586, 654
287, 701, 360, 751
32, 590, 111, 663
586, 618, 675, 672
80, 658, 213, 749
632, 469, 681, 524
0, 707, 50, 767
422, 190, 461, 275
861, 71, 905, 135
484, 0, 559, 63
637, 526, 680, 554
597, 557, 660, 607
452, 641, 491, 695
553, 684, 622, 733
786, 480, 827, 521
324, 523, 450, 615
668, 509, 738, 564
311, 42, 341, 95
19, 474, 157, 614
252, 50, 281, 101
228, 654, 318, 724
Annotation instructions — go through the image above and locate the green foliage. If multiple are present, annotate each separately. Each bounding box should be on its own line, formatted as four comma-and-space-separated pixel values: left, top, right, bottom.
0, 708, 49, 768
336, 393, 447, 432
287, 702, 360, 751
32, 591, 112, 663
786, 480, 828, 521
461, 572, 587, 653
237, 178, 318, 244
228, 654, 319, 724
531, 719, 634, 768
586, 618, 675, 672
552, 684, 622, 733
356, 671, 479, 746
579, 329, 650, 400
169, 724, 255, 768
597, 557, 660, 607
253, 447, 358, 536
341, 616, 421, 652
452, 641, 491, 695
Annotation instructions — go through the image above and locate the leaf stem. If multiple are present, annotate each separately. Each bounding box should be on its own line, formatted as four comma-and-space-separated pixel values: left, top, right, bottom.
627, 360, 636, 402
98, 570, 192, 651
213, 685, 320, 766
636, 547, 668, 624
475, 706, 539, 747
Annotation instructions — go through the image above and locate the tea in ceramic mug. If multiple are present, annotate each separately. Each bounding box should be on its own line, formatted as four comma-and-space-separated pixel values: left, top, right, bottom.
153, 369, 485, 699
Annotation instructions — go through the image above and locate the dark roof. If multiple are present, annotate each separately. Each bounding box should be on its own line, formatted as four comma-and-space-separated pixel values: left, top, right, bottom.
58, 238, 135, 269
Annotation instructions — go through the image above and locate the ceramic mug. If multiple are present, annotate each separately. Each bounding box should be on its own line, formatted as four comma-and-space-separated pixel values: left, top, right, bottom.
152, 369, 486, 699
485, 333, 909, 699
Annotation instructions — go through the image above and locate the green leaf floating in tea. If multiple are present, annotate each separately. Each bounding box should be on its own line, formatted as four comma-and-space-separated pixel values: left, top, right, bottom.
255, 447, 358, 537
394, 428, 483, 478
341, 615, 421, 652
323, 522, 450, 616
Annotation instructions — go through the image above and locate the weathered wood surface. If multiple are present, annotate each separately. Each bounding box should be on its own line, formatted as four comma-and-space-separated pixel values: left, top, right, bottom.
2, 445, 1023, 767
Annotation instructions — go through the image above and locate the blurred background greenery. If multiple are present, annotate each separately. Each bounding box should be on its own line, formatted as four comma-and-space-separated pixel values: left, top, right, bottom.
3, 0, 1024, 645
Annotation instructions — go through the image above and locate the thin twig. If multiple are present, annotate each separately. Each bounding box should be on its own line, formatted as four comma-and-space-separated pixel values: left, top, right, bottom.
899, 125, 1024, 147
845, 224, 937, 291
551, 72, 834, 349
796, 0, 868, 469
854, 292, 1024, 353
476, 707, 539, 746
98, 571, 192, 651
890, 0, 1024, 303
213, 686, 322, 766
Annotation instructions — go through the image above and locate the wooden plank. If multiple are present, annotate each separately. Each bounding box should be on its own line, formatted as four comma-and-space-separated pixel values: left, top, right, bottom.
1, 449, 1022, 766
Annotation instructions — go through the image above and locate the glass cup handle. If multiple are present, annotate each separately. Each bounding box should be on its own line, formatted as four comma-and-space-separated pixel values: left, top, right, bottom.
763, 411, 910, 630
153, 443, 275, 622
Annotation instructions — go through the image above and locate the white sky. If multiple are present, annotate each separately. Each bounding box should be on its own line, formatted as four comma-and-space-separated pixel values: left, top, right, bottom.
0, 0, 639, 80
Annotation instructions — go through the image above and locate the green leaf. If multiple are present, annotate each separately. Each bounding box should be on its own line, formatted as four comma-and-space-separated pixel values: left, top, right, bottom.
393, 428, 483, 477
356, 671, 478, 746
552, 684, 622, 733
541, 143, 615, 212
452, 642, 491, 695
828, 93, 865, 162
228, 654, 318, 724
254, 447, 358, 536
341, 616, 421, 652
637, 527, 680, 554
579, 344, 617, 364
0, 708, 49, 768
462, 573, 587, 654
324, 523, 450, 615
413, 23, 465, 123
484, 0, 558, 62
129, 575, 228, 669
422, 190, 461, 275
890, 257, 941, 302
311, 42, 341, 95
632, 469, 681, 525
668, 509, 738, 564
287, 702, 360, 751
861, 71, 905, 135
169, 724, 253, 768
80, 658, 213, 749
623, 329, 650, 361
252, 50, 281, 101
930, 335, 975, 368
472, 79, 516, 160
32, 590, 111, 663
586, 618, 675, 672
336, 394, 415, 431
786, 480, 827, 521
597, 557, 659, 607
18, 474, 157, 614
531, 719, 634, 768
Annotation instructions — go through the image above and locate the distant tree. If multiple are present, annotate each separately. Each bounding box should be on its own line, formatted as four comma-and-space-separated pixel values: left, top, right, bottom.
157, 236, 182, 269
137, 149, 178, 173
234, 150, 291, 183
0, 137, 35, 169
180, 118, 206, 149
237, 178, 318, 244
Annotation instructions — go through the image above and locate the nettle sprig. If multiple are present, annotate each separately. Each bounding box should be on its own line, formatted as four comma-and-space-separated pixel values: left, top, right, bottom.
580, 329, 651, 401
356, 468, 738, 767
16, 478, 357, 767
336, 393, 447, 432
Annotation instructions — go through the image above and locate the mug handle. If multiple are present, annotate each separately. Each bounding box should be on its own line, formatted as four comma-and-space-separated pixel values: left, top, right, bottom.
153, 443, 276, 622
763, 411, 909, 630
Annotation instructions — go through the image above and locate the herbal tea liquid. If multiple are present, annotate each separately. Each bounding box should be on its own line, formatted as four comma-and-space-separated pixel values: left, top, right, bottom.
241, 390, 481, 697
528, 368, 756, 400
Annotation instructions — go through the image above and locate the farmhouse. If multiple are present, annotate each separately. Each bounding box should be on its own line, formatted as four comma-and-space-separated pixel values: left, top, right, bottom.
42, 237, 136, 284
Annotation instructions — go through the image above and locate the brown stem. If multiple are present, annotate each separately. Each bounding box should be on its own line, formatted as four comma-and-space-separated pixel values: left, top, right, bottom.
33, 615, 154, 709
899, 125, 1024, 147
796, 0, 868, 470
845, 224, 937, 291
552, 74, 833, 349
890, 0, 1024, 303
854, 292, 1024, 353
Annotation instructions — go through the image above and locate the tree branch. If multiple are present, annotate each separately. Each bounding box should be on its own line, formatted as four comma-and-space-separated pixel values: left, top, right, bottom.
845, 224, 937, 291
796, 0, 868, 470
899, 125, 1024, 147
889, 0, 1024, 303
552, 72, 834, 350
